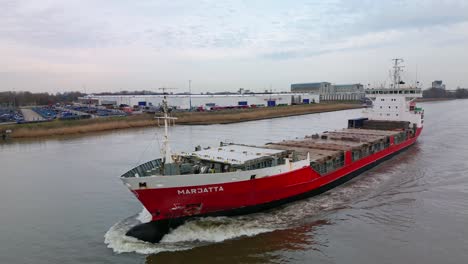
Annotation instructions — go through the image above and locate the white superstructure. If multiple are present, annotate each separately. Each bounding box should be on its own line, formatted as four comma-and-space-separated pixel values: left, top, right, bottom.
363, 59, 424, 128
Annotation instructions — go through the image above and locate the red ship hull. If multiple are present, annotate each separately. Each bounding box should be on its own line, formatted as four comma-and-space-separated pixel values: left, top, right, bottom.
133, 128, 422, 224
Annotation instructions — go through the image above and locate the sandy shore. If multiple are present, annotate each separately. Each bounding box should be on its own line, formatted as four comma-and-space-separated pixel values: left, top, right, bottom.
2, 103, 362, 139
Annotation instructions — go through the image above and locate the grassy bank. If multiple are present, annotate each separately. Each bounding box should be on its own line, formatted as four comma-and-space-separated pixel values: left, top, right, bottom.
173, 103, 362, 125
3, 103, 362, 139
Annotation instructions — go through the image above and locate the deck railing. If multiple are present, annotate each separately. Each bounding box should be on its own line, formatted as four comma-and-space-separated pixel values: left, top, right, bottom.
121, 159, 162, 178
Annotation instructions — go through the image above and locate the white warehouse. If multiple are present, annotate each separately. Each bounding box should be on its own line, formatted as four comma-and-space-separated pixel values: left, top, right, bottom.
80, 93, 320, 110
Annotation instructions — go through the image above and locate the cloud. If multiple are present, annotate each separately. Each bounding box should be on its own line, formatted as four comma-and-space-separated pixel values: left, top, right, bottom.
0, 0, 467, 91
2, 0, 467, 55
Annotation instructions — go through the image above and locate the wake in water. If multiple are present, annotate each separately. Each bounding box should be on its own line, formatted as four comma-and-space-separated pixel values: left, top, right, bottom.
105, 169, 392, 255
104, 209, 274, 254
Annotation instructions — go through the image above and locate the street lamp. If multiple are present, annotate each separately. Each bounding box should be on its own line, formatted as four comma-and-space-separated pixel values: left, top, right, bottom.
189, 80, 192, 111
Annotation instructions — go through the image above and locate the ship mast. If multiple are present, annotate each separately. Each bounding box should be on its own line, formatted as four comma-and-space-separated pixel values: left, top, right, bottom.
158, 88, 177, 164
392, 58, 405, 89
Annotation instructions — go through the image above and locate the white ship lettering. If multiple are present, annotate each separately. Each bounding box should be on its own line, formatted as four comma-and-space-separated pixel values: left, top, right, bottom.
177, 186, 224, 195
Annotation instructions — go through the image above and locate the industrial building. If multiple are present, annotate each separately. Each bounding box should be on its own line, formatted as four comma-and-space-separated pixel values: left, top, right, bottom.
291, 82, 365, 101
80, 93, 320, 110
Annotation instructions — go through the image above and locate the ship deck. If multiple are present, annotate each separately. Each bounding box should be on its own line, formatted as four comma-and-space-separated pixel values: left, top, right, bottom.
265, 128, 403, 163
122, 127, 408, 178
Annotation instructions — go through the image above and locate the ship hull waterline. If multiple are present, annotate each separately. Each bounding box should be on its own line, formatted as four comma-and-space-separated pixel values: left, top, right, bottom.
126, 130, 421, 243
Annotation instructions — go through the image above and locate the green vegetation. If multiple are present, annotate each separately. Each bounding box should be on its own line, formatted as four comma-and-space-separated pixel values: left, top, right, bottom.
0, 91, 85, 106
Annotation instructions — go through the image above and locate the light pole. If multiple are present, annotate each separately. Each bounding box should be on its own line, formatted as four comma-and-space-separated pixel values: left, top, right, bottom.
189, 80, 192, 111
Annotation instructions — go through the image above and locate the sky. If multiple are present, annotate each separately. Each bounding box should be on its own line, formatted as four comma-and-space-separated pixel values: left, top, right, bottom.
1, 0, 468, 93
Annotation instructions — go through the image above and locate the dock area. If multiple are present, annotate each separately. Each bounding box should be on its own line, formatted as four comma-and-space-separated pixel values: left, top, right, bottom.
55, 106, 97, 119
20, 108, 45, 122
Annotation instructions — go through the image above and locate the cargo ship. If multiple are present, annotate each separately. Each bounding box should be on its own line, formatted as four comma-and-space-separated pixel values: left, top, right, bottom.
120, 59, 424, 243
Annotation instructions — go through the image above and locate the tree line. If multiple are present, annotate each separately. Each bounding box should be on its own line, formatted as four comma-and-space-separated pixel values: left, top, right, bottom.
423, 88, 468, 99
0, 91, 85, 107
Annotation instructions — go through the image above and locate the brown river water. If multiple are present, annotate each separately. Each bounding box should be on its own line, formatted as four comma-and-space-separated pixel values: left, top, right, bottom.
0, 100, 467, 264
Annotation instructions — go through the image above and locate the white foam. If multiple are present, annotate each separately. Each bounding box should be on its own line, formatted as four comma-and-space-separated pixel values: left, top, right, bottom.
104, 213, 274, 254
162, 217, 272, 243
136, 207, 152, 223
104, 216, 191, 254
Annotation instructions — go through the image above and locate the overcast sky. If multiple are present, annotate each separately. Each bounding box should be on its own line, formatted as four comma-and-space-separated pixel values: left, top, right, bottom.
1, 0, 467, 93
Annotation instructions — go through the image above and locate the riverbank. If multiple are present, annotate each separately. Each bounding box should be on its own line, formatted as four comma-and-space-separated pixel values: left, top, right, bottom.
2, 103, 362, 139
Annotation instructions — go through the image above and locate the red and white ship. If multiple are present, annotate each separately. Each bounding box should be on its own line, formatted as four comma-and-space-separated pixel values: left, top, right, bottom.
120, 59, 424, 243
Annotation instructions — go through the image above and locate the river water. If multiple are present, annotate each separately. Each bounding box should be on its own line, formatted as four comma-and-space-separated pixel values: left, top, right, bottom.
1, 100, 467, 264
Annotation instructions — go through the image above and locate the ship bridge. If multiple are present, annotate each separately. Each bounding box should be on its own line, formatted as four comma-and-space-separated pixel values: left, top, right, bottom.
365, 87, 422, 96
